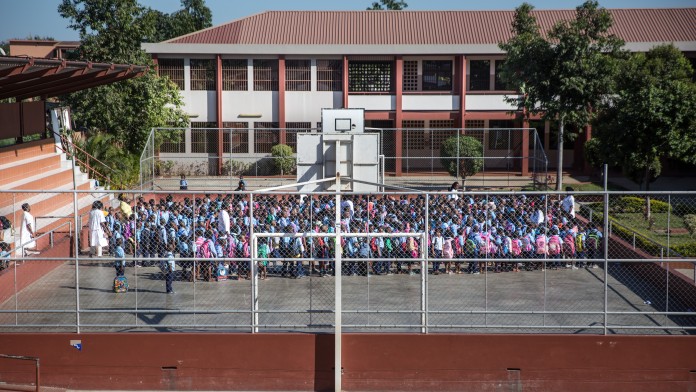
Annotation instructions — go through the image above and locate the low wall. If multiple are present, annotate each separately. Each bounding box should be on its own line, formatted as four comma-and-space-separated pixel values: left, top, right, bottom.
0, 334, 695, 391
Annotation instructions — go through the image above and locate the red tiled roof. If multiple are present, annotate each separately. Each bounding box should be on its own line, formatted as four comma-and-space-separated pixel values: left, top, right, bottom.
167, 9, 696, 45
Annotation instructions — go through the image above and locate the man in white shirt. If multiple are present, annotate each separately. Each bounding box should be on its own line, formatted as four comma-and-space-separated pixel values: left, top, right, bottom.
20, 203, 39, 256
88, 202, 109, 257
561, 187, 576, 218
217, 204, 231, 238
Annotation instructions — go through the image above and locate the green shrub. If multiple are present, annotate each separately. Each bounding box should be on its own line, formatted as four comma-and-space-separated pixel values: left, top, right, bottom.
684, 215, 696, 239
440, 136, 483, 178
609, 196, 671, 213
222, 160, 252, 176
672, 242, 696, 257
271, 144, 296, 175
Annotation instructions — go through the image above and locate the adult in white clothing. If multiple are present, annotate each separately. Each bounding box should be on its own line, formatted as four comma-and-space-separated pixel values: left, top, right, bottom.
20, 203, 39, 255
88, 202, 109, 256
217, 205, 230, 238
561, 187, 576, 218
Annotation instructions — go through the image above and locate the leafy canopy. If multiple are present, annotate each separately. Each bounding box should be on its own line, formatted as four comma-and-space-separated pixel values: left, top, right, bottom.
367, 0, 408, 10
588, 44, 696, 189
440, 136, 484, 179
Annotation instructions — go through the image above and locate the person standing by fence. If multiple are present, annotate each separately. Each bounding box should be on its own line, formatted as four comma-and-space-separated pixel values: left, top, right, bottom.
89, 201, 109, 257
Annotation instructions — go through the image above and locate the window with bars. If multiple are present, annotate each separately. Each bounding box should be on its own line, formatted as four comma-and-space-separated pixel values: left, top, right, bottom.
159, 131, 186, 153
158, 59, 184, 90
464, 120, 486, 144
429, 120, 456, 147
349, 61, 393, 92
254, 122, 279, 153
190, 122, 217, 153
317, 60, 342, 91
222, 59, 247, 91
222, 122, 249, 153
488, 120, 515, 150
285, 122, 311, 152
190, 59, 216, 91
403, 60, 418, 91
469, 60, 491, 91
253, 60, 278, 91
423, 60, 452, 91
403, 120, 425, 150
286, 60, 311, 91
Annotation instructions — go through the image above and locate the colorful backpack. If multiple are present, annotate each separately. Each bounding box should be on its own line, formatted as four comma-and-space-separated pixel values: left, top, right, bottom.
511, 238, 522, 257
548, 235, 561, 256
535, 235, 547, 255
563, 234, 576, 257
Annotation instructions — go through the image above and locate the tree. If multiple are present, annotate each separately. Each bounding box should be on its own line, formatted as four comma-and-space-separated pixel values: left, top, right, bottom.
271, 144, 296, 176
498, 1, 624, 190
57, 0, 211, 154
367, 0, 408, 10
589, 45, 696, 218
440, 136, 484, 180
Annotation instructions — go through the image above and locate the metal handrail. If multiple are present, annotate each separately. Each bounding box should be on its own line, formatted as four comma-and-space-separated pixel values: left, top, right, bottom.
55, 132, 122, 189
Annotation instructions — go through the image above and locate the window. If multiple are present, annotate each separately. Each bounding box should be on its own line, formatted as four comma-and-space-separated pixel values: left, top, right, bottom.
488, 120, 515, 150
429, 120, 455, 148
349, 61, 393, 92
494, 60, 512, 91
190, 122, 216, 153
464, 120, 485, 144
403, 61, 418, 91
254, 122, 279, 153
403, 120, 425, 150
286, 122, 311, 152
190, 59, 215, 91
253, 60, 278, 91
317, 60, 342, 91
286, 60, 311, 91
469, 60, 490, 91
158, 59, 184, 90
159, 129, 186, 153
222, 122, 248, 153
423, 60, 452, 91
222, 59, 247, 91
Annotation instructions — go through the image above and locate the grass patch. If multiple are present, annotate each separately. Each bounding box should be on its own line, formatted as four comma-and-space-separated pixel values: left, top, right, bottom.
612, 213, 694, 248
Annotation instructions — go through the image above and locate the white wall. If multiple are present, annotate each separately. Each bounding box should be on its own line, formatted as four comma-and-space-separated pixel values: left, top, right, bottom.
465, 94, 519, 111
182, 91, 217, 122
348, 95, 395, 111
285, 91, 342, 124
403, 95, 459, 111
221, 91, 278, 122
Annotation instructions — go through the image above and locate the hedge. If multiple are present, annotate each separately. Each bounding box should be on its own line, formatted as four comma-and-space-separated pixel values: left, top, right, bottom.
685, 214, 696, 239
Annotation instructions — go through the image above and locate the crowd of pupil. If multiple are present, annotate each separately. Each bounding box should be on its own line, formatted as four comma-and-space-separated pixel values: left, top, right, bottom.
101, 190, 604, 281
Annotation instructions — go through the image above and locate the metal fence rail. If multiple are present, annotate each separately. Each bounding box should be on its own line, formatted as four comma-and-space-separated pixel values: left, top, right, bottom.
0, 189, 695, 334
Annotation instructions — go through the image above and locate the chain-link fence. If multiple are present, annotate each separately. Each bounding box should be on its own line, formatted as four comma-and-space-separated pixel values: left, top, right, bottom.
143, 127, 548, 191
1, 189, 695, 333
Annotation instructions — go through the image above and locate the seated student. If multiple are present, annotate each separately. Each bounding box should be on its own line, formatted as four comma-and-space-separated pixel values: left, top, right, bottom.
0, 242, 11, 271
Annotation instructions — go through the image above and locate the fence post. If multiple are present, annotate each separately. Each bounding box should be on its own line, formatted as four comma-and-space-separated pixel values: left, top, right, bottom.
422, 194, 429, 334
250, 192, 257, 333
334, 178, 342, 392
73, 190, 80, 333
603, 164, 609, 335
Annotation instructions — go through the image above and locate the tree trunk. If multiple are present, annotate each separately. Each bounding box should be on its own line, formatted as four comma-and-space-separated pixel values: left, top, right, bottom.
556, 116, 564, 191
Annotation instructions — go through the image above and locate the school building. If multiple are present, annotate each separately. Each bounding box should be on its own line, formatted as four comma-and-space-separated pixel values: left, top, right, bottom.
142, 8, 696, 176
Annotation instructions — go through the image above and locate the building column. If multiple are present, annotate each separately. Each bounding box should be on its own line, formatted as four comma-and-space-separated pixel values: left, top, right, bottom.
395, 56, 403, 176
216, 54, 223, 175
278, 56, 286, 145
342, 56, 349, 108
458, 55, 467, 129
521, 117, 530, 176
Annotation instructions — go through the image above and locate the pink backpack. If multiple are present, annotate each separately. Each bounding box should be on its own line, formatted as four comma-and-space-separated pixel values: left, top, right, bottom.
535, 235, 547, 255
511, 239, 522, 257
479, 233, 491, 255
196, 237, 211, 259
443, 239, 453, 259
548, 235, 561, 256
562, 234, 576, 257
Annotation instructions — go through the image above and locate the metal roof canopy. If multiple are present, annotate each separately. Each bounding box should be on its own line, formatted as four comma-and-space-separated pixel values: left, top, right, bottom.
0, 56, 148, 100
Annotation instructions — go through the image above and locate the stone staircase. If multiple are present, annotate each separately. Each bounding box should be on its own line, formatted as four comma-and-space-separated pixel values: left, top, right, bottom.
0, 138, 111, 255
